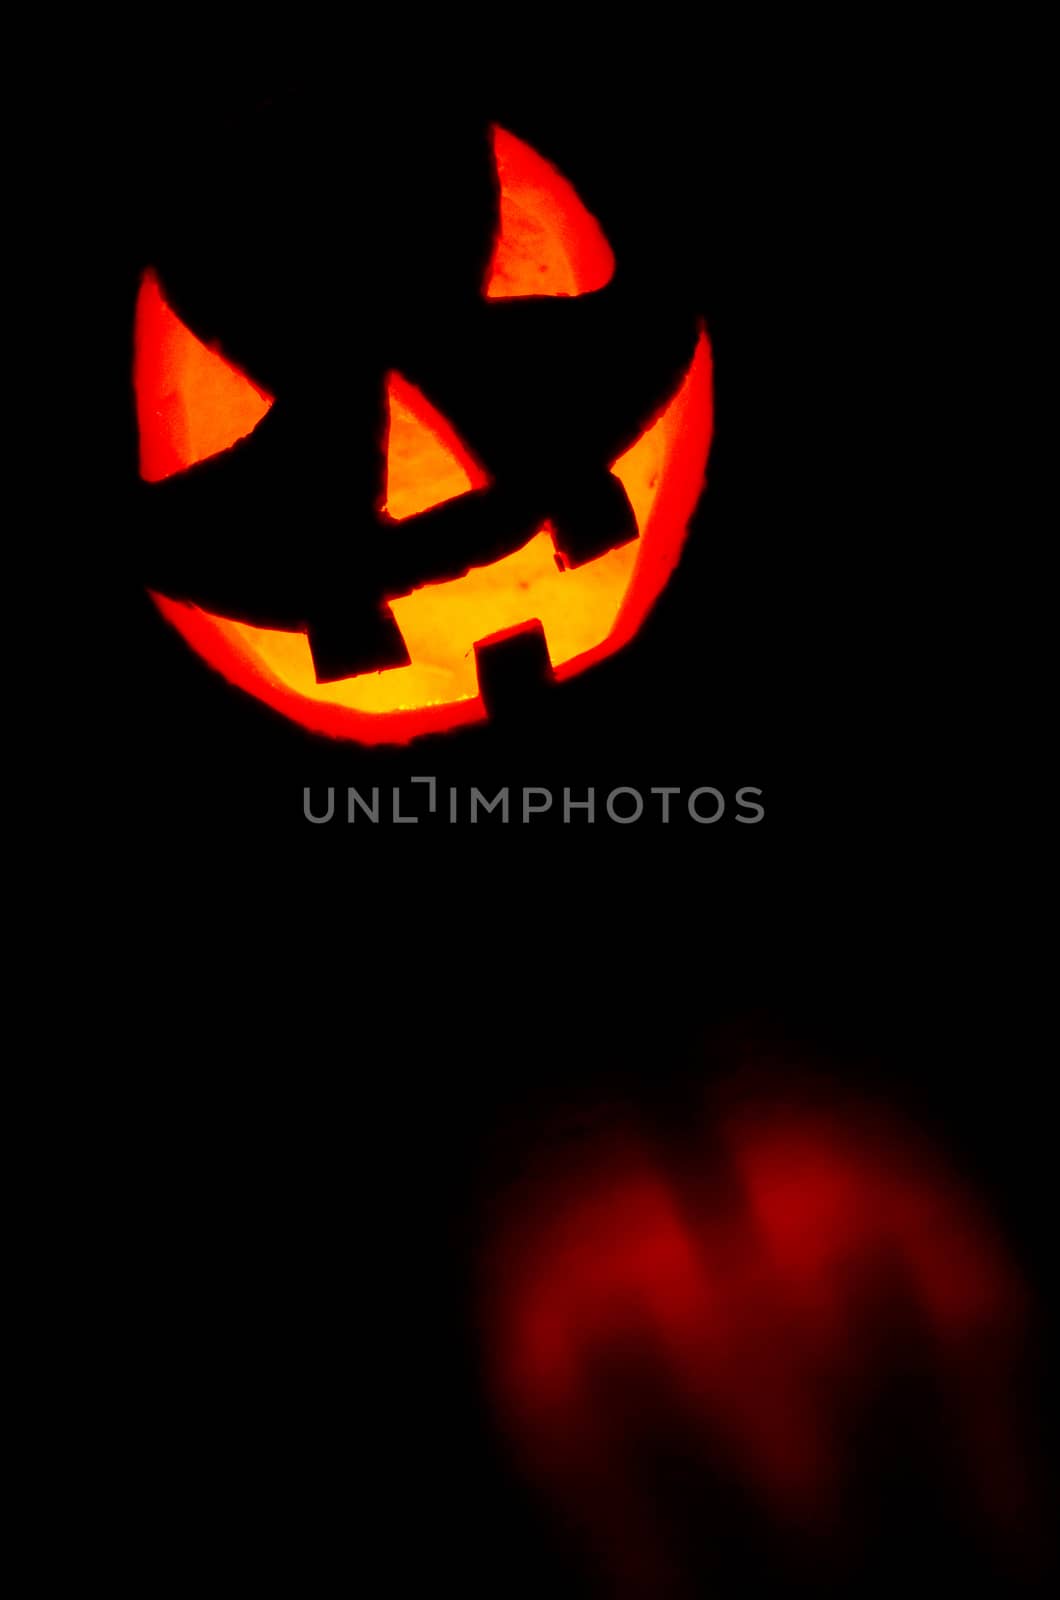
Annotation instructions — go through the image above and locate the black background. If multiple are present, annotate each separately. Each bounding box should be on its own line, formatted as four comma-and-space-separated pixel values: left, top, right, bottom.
55, 20, 1053, 1595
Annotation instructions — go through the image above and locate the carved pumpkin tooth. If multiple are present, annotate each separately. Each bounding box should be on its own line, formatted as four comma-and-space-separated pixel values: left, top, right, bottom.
474, 622, 555, 723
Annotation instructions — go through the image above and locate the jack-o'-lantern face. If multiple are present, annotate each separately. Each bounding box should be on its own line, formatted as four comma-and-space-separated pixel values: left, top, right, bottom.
135, 121, 713, 743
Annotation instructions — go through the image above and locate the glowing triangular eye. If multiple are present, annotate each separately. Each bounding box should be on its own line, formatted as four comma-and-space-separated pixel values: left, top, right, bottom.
134, 269, 273, 483
383, 371, 491, 521
484, 124, 616, 300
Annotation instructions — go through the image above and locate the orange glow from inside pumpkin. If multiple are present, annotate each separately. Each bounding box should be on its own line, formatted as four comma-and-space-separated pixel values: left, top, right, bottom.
383, 372, 491, 519
142, 125, 710, 741
151, 331, 712, 742
484, 125, 615, 298
134, 269, 273, 483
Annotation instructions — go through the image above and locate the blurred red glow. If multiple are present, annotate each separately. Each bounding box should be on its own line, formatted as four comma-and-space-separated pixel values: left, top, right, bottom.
482, 1091, 1039, 1593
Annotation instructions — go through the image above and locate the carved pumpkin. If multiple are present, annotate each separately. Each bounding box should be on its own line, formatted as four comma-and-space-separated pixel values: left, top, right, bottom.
134, 122, 713, 743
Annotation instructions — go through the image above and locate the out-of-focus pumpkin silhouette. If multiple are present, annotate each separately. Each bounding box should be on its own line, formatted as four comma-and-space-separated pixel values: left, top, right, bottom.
482, 1083, 1040, 1595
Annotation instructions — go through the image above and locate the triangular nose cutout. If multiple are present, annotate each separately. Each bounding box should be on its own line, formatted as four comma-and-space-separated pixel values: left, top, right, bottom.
383, 371, 491, 521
